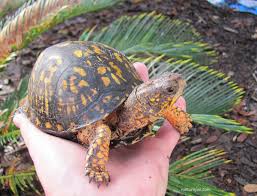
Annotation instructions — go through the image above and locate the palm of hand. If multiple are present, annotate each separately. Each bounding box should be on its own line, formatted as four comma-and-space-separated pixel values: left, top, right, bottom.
13, 63, 184, 196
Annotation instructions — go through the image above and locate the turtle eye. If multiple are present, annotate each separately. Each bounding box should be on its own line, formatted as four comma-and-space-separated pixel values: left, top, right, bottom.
167, 87, 174, 93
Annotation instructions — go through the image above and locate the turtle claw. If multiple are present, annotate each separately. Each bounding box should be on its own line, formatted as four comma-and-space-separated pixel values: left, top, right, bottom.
85, 167, 110, 187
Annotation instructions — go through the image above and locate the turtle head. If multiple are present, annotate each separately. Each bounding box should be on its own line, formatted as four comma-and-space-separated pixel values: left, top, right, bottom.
135, 73, 186, 115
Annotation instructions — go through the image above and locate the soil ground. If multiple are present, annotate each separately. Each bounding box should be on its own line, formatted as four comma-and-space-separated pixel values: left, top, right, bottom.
0, 0, 257, 195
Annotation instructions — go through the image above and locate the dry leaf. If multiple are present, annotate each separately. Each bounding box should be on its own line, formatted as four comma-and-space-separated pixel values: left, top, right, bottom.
244, 184, 257, 193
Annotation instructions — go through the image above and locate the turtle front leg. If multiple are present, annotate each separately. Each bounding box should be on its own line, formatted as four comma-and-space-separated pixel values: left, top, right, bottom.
85, 123, 111, 186
162, 105, 192, 134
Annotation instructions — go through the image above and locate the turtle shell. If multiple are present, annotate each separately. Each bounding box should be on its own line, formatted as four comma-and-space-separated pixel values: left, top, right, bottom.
26, 41, 142, 132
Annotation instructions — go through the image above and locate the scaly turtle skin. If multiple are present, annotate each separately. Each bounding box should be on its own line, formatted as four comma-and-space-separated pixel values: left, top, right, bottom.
20, 41, 192, 186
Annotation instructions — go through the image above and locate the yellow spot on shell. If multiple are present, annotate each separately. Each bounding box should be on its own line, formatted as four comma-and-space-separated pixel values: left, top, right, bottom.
69, 76, 78, 94
84, 50, 92, 57
40, 71, 45, 81
45, 97, 49, 115
67, 106, 72, 115
87, 95, 93, 102
97, 66, 107, 75
81, 94, 87, 106
114, 52, 123, 62
57, 124, 64, 131
35, 118, 40, 126
56, 58, 62, 65
91, 45, 102, 54
111, 73, 121, 84
44, 78, 51, 84
70, 85, 79, 94
73, 67, 86, 76
78, 80, 89, 87
73, 50, 83, 58
101, 77, 111, 87
95, 105, 101, 111
109, 62, 126, 81
103, 95, 112, 103
49, 66, 57, 73
72, 105, 76, 113
45, 122, 52, 129
90, 88, 97, 95
62, 80, 68, 90
86, 60, 92, 66
97, 56, 103, 62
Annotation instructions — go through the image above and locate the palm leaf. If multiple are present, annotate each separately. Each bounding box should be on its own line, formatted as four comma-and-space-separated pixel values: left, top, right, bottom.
192, 114, 252, 133
0, 76, 28, 124
0, 0, 124, 64
0, 76, 29, 147
0, 168, 39, 195
0, 130, 21, 146
80, 12, 217, 65
168, 148, 235, 195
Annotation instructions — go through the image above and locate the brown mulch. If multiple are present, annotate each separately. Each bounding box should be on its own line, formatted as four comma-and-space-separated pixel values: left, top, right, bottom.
0, 0, 256, 195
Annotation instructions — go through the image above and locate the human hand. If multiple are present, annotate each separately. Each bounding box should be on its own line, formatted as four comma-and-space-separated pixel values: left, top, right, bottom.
13, 62, 186, 196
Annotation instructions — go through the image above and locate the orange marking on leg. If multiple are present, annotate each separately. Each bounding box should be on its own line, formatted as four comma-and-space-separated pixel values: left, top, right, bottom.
97, 152, 104, 159
84, 124, 111, 185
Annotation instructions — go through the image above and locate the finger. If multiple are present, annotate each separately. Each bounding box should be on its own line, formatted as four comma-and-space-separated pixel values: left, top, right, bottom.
133, 62, 149, 81
156, 97, 187, 152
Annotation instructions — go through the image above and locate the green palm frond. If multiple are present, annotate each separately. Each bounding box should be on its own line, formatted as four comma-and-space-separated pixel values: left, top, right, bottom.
0, 0, 124, 64
0, 168, 39, 195
0, 130, 20, 146
80, 12, 217, 65
0, 76, 29, 147
168, 148, 235, 195
0, 76, 28, 124
192, 114, 252, 133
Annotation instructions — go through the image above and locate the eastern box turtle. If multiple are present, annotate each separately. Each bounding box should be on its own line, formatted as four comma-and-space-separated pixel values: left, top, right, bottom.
20, 41, 192, 186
